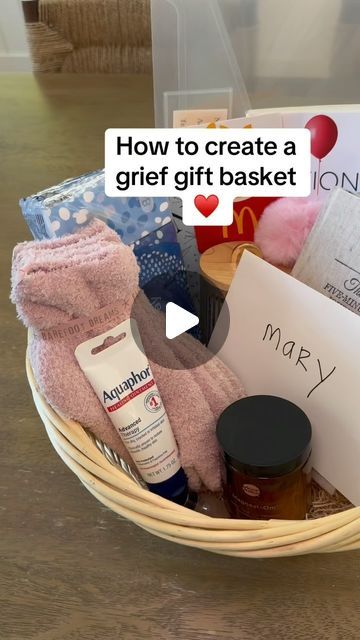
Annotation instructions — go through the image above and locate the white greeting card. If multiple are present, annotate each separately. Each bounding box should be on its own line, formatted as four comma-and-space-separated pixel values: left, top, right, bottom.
210, 251, 360, 505
248, 106, 360, 196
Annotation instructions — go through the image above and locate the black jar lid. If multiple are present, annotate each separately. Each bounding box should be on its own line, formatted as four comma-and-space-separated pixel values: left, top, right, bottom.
216, 395, 312, 477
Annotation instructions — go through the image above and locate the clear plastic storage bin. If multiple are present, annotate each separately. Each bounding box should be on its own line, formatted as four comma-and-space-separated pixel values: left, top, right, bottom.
151, 0, 360, 127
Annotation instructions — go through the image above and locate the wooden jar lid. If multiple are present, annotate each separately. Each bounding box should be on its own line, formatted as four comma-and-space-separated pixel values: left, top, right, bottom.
200, 241, 263, 292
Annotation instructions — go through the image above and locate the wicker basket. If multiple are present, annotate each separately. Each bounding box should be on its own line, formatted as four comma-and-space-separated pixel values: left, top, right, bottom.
26, 354, 360, 558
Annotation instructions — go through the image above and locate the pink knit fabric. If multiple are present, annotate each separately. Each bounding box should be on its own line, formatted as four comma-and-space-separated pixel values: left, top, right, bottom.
11, 219, 246, 491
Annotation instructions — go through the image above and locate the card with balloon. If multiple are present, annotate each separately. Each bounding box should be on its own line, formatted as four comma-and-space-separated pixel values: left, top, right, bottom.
284, 112, 339, 197
248, 107, 360, 198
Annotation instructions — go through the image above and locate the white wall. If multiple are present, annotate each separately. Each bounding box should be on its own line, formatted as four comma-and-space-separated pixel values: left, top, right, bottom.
0, 0, 31, 71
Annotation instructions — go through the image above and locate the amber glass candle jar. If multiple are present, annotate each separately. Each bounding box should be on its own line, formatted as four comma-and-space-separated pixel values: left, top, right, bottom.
216, 396, 312, 520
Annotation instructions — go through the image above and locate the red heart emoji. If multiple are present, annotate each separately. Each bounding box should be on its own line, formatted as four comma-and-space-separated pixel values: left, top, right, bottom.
194, 194, 219, 218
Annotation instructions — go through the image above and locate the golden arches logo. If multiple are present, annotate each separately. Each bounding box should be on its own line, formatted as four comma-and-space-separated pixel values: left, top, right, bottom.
206, 122, 256, 240
222, 206, 258, 239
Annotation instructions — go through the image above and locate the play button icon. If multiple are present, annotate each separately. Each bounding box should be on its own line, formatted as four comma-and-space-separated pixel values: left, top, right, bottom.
131, 268, 230, 370
165, 302, 199, 339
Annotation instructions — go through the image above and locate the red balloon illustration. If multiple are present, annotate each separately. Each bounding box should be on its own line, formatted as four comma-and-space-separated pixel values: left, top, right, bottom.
305, 115, 338, 160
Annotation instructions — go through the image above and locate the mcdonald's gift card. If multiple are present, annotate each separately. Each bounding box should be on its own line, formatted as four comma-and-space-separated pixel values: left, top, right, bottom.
194, 197, 278, 253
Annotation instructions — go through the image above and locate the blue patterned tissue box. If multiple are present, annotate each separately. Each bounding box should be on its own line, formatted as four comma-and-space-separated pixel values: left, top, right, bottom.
20, 169, 174, 245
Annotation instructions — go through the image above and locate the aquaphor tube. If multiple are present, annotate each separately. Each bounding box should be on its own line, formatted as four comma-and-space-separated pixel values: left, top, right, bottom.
75, 318, 188, 503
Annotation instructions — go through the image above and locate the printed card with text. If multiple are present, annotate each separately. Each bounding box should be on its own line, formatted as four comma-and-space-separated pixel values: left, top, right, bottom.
190, 113, 282, 130
173, 108, 228, 128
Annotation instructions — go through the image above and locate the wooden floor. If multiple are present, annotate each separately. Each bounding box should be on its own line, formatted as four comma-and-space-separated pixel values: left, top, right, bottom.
1, 74, 359, 640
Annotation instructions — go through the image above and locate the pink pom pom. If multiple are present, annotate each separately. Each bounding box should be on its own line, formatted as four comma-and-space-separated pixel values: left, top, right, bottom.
254, 197, 323, 268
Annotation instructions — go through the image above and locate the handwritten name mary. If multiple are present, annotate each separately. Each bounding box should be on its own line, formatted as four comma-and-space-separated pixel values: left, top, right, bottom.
262, 323, 336, 398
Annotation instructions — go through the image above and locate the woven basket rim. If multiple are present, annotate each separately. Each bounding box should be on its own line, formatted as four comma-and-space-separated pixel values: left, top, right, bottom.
25, 351, 360, 557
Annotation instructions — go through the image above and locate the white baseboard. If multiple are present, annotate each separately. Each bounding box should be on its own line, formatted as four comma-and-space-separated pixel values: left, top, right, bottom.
0, 53, 32, 72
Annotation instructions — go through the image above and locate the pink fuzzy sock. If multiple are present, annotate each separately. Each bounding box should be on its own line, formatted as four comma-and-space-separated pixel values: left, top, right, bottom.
254, 197, 323, 268
13, 218, 117, 258
11, 219, 246, 491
